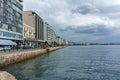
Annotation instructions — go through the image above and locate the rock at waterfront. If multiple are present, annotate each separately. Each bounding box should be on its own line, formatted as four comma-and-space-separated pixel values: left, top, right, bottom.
0, 71, 16, 80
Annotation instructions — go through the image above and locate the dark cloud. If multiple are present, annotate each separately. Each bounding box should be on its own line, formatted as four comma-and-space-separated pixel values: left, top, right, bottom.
76, 25, 109, 36
60, 26, 75, 32
72, 3, 100, 15
61, 24, 111, 36
100, 5, 120, 14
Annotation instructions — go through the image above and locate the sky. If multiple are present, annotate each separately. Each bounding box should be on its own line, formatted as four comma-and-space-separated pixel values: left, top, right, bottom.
23, 0, 120, 43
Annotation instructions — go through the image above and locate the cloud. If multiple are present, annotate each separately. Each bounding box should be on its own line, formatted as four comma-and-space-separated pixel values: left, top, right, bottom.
74, 25, 109, 36
60, 24, 111, 36
23, 0, 120, 43
72, 3, 100, 15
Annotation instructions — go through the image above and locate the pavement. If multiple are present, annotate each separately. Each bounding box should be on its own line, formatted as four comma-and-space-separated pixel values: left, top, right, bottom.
0, 48, 40, 55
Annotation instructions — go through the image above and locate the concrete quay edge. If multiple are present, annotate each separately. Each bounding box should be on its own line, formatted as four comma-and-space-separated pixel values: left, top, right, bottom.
0, 46, 64, 80
0, 47, 63, 68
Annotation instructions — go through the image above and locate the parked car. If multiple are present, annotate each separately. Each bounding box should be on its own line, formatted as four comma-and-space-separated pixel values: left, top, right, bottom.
23, 45, 33, 49
34, 45, 37, 49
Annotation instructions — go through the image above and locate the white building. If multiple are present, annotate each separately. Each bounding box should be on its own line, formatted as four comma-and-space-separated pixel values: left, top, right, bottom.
43, 22, 48, 41
44, 22, 56, 43
56, 36, 69, 45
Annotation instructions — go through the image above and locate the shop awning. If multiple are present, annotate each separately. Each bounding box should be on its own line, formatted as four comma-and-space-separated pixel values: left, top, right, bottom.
0, 39, 17, 45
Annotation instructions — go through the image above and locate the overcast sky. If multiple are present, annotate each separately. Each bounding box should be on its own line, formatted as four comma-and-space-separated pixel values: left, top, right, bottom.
23, 0, 120, 43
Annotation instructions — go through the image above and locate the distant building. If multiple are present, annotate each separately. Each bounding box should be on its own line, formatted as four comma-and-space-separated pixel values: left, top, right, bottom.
56, 36, 68, 45
43, 22, 48, 41
47, 23, 56, 43
56, 36, 63, 45
23, 11, 44, 45
44, 22, 69, 46
0, 0, 23, 45
43, 22, 58, 46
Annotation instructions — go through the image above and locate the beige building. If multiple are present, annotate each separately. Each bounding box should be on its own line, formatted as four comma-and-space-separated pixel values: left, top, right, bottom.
23, 24, 35, 39
23, 11, 44, 46
23, 24, 36, 46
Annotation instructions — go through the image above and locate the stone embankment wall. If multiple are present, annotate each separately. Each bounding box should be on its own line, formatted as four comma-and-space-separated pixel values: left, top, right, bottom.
0, 47, 62, 68
0, 47, 63, 80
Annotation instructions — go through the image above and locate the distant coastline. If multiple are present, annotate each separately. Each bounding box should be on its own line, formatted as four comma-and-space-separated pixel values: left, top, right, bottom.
71, 43, 120, 46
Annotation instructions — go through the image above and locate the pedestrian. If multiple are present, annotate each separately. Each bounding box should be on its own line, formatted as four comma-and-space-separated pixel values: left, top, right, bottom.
20, 44, 23, 51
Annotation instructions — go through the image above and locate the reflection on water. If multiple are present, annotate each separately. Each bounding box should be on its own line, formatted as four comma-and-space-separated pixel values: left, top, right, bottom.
2, 45, 120, 80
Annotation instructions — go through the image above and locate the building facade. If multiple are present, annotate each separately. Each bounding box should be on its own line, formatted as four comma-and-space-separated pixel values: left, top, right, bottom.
56, 36, 68, 45
47, 25, 56, 43
23, 11, 44, 46
56, 36, 63, 45
23, 24, 37, 47
0, 0, 23, 45
43, 22, 48, 41
44, 22, 58, 46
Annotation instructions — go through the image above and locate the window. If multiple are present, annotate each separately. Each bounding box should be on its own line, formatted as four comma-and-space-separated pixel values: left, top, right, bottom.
12, 27, 16, 32
0, 1, 3, 7
0, 31, 2, 36
0, 8, 3, 15
2, 23, 8, 30
3, 32, 16, 38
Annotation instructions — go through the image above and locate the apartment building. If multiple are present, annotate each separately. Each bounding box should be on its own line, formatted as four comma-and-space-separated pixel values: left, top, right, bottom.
23, 11, 44, 45
47, 25, 56, 43
0, 0, 23, 45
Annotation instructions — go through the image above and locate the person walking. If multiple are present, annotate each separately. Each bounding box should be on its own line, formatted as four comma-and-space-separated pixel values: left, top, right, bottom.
20, 44, 23, 51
